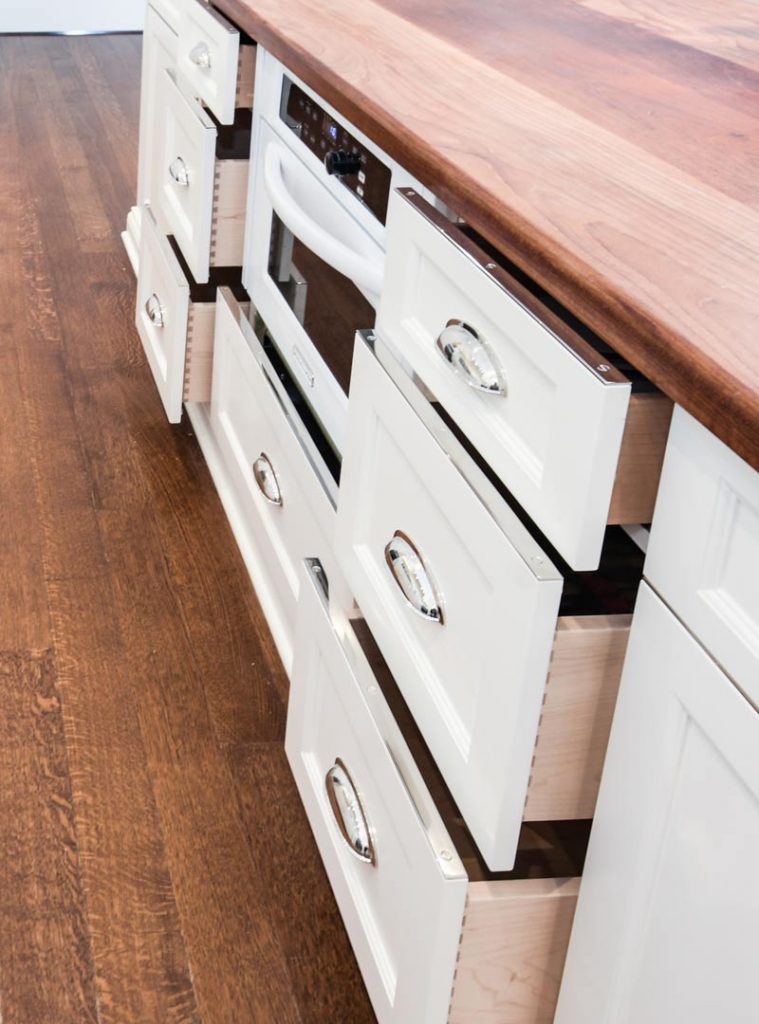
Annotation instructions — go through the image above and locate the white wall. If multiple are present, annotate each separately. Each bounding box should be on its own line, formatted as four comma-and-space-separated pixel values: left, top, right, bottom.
0, 1, 147, 32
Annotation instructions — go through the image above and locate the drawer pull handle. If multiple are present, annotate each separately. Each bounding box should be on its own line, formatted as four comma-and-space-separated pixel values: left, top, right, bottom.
189, 41, 212, 69
252, 453, 282, 506
145, 293, 165, 328
435, 320, 506, 396
169, 157, 190, 187
384, 531, 444, 624
325, 759, 376, 866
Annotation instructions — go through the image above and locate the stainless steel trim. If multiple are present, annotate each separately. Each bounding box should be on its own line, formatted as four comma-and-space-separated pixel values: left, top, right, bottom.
361, 330, 562, 583
169, 156, 190, 187
325, 759, 376, 866
189, 41, 212, 68
395, 187, 629, 387
384, 530, 444, 624
435, 319, 506, 396
252, 452, 283, 506
145, 293, 165, 328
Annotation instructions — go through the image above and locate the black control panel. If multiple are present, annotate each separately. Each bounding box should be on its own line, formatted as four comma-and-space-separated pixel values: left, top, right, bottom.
279, 76, 392, 225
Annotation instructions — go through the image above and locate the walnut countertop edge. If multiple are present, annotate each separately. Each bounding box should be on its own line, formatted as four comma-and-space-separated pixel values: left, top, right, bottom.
215, 0, 759, 472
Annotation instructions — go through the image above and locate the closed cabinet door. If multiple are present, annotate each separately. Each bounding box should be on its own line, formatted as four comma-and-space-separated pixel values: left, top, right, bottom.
555, 583, 759, 1024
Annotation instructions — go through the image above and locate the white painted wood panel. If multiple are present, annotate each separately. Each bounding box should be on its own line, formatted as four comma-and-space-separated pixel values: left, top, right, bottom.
377, 189, 632, 571
555, 583, 759, 1024
149, 68, 217, 283
336, 338, 564, 870
645, 406, 759, 708
286, 561, 467, 1024
210, 289, 336, 661
177, 0, 241, 124
137, 6, 177, 214
135, 205, 190, 423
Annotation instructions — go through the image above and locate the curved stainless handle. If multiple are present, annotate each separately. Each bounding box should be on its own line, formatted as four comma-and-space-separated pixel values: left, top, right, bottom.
169, 157, 189, 187
325, 759, 375, 865
189, 41, 212, 69
384, 531, 444, 624
252, 453, 282, 506
145, 293, 165, 328
435, 320, 506, 396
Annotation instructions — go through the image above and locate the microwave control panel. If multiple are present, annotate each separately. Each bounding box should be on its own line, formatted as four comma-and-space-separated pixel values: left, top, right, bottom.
280, 77, 392, 224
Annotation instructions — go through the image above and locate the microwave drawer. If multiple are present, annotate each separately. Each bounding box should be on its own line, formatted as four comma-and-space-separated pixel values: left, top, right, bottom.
335, 336, 632, 870
150, 68, 249, 283
177, 0, 256, 124
136, 205, 219, 422
645, 408, 759, 708
287, 560, 580, 1024
209, 289, 336, 674
377, 189, 672, 571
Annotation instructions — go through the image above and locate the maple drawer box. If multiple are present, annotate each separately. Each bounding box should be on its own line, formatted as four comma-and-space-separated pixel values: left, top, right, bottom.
377, 188, 672, 571
336, 333, 644, 870
286, 557, 584, 1024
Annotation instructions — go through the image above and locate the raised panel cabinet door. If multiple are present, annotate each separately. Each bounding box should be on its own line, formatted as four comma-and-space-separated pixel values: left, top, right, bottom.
555, 583, 759, 1024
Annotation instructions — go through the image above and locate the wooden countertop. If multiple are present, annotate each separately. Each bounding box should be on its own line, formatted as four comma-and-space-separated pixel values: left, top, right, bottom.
217, 0, 759, 470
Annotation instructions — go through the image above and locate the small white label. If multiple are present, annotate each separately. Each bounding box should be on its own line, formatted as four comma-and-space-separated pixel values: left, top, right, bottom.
358, 169, 366, 184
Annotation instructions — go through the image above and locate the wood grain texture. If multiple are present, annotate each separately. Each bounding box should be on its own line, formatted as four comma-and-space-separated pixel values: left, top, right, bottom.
450, 878, 580, 1024
608, 392, 673, 524
215, 0, 759, 471
0, 32, 374, 1024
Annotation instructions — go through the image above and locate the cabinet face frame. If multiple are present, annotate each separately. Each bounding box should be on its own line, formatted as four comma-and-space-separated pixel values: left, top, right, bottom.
137, 6, 178, 212
555, 583, 759, 1024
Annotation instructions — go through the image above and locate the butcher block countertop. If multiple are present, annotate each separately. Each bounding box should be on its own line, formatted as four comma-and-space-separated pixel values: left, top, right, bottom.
216, 0, 759, 470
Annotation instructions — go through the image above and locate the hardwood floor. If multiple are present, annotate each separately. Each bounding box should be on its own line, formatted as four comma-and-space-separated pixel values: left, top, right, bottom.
0, 33, 375, 1024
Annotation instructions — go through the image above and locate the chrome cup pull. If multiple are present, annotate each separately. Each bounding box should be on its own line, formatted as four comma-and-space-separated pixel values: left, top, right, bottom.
169, 157, 189, 187
384, 530, 444, 624
325, 759, 376, 866
189, 41, 212, 69
435, 319, 506, 396
252, 453, 282, 506
145, 293, 165, 328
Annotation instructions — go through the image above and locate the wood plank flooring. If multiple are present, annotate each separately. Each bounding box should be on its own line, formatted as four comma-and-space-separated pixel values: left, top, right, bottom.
0, 33, 376, 1024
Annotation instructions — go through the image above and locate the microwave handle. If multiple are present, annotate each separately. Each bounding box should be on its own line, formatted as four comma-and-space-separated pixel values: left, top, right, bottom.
263, 142, 384, 301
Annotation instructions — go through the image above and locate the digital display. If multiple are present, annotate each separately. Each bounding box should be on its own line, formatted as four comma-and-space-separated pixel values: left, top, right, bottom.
328, 123, 338, 141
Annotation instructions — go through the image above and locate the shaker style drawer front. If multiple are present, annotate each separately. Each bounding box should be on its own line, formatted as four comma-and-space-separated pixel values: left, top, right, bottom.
177, 0, 256, 124
286, 561, 467, 1024
150, 69, 248, 283
377, 189, 671, 571
137, 6, 178, 212
645, 408, 759, 707
336, 337, 631, 870
287, 561, 582, 1024
136, 205, 215, 422
210, 289, 335, 664
150, 0, 182, 34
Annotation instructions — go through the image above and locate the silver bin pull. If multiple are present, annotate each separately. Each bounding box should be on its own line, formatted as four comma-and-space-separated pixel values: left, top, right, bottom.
145, 293, 165, 328
169, 156, 190, 187
384, 530, 444, 624
189, 41, 212, 69
252, 453, 282, 506
325, 759, 376, 866
435, 319, 506, 396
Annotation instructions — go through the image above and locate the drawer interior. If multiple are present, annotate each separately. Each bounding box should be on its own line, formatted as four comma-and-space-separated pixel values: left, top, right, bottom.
350, 617, 590, 885
210, 106, 253, 161
167, 233, 248, 304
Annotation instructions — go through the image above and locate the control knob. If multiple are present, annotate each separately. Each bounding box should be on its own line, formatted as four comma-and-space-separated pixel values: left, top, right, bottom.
324, 149, 362, 177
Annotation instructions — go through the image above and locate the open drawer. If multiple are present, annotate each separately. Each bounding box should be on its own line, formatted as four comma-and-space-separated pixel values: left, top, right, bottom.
377, 189, 672, 570
336, 334, 640, 870
149, 68, 250, 283
177, 0, 256, 124
136, 204, 247, 421
209, 288, 338, 672
287, 558, 584, 1024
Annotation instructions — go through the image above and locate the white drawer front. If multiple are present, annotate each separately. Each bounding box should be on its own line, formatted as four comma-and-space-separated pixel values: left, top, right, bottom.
336, 338, 564, 870
150, 68, 217, 283
210, 290, 335, 659
136, 205, 190, 423
646, 407, 759, 707
286, 562, 467, 1024
177, 0, 242, 124
150, 0, 182, 33
377, 189, 631, 571
137, 7, 177, 211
